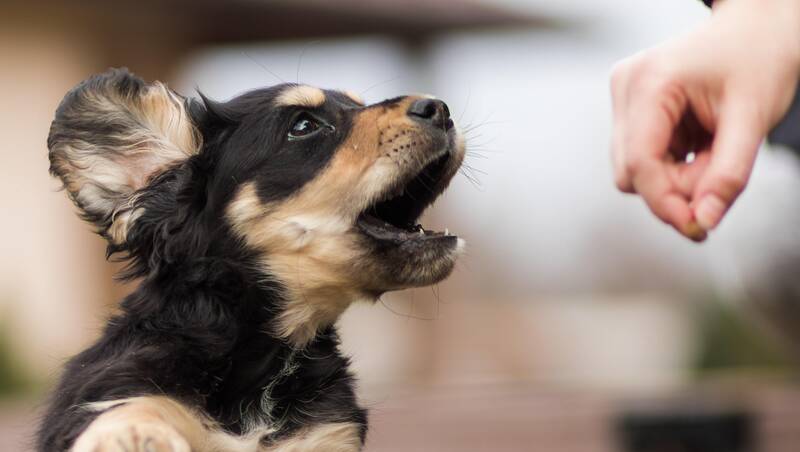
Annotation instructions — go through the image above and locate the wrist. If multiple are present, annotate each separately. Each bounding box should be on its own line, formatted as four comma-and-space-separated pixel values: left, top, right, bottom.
720, 0, 800, 23
767, 0, 800, 71
715, 0, 800, 70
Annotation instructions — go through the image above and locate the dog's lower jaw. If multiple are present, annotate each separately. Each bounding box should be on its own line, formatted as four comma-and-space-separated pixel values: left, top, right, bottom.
266, 242, 465, 347
268, 240, 464, 347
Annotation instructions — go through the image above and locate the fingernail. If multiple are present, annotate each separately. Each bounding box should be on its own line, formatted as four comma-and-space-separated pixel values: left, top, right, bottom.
695, 194, 726, 231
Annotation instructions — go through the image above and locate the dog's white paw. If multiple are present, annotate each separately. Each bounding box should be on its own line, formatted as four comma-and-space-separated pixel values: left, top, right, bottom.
72, 421, 191, 452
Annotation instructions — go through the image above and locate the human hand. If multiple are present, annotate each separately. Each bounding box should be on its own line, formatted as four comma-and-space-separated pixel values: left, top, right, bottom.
610, 0, 800, 241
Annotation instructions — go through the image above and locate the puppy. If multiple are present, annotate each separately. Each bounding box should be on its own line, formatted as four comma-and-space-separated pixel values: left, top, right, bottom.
37, 68, 465, 451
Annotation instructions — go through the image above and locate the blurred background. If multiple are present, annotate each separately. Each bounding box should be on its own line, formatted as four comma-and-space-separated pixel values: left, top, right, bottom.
2, 0, 800, 451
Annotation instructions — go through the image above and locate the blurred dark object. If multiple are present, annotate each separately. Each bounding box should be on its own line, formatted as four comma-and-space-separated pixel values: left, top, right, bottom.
770, 84, 800, 156
617, 401, 754, 452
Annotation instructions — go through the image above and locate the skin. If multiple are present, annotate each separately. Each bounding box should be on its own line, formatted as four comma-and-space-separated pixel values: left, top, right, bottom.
610, 0, 800, 241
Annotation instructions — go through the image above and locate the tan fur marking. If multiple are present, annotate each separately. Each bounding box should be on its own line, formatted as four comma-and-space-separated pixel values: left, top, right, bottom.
77, 397, 265, 452
228, 183, 364, 346
74, 397, 199, 452
107, 207, 144, 246
263, 422, 362, 452
75, 397, 361, 452
228, 96, 464, 346
275, 86, 326, 108
342, 90, 365, 105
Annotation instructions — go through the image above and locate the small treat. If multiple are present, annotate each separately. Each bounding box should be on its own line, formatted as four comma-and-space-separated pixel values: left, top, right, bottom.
684, 220, 708, 242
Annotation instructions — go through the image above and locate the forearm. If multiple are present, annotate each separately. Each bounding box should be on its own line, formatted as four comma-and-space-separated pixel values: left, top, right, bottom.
705, 0, 800, 23
709, 0, 800, 28
710, 0, 800, 100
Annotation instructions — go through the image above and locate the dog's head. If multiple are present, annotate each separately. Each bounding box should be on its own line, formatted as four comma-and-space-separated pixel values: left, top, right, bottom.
48, 68, 465, 344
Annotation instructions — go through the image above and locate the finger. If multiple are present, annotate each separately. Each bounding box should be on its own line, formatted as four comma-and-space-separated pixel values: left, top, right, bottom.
692, 104, 764, 230
623, 87, 702, 237
612, 120, 635, 193
633, 159, 706, 241
613, 61, 707, 240
668, 151, 711, 197
610, 64, 635, 193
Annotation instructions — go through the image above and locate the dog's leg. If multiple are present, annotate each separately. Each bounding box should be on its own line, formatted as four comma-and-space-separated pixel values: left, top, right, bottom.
264, 422, 363, 452
71, 396, 210, 452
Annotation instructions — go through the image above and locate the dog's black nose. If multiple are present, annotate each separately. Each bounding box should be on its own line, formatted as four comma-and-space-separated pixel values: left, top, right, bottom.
407, 98, 452, 129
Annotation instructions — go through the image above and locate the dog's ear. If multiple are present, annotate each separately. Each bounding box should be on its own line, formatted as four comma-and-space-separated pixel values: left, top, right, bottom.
48, 68, 201, 245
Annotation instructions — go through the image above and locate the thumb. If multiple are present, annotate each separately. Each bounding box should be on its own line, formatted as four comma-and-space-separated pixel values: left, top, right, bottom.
692, 103, 764, 231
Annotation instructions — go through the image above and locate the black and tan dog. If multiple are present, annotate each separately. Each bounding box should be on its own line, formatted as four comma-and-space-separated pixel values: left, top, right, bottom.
38, 68, 464, 451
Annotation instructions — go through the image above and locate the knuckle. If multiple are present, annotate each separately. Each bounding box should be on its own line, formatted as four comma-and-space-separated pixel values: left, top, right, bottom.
650, 198, 676, 225
639, 73, 676, 99
625, 56, 677, 96
714, 171, 748, 196
614, 173, 633, 193
624, 153, 644, 176
610, 61, 631, 94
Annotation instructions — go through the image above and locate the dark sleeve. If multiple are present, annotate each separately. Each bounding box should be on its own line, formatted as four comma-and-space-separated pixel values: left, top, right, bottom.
702, 0, 713, 7
769, 89, 800, 154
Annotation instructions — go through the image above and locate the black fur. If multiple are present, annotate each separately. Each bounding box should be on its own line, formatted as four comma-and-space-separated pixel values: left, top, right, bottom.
38, 70, 368, 451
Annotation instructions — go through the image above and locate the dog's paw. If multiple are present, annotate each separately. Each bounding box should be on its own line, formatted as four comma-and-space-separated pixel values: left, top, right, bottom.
71, 421, 191, 452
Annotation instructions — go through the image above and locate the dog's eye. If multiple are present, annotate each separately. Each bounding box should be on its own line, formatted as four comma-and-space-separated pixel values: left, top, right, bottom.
288, 113, 321, 139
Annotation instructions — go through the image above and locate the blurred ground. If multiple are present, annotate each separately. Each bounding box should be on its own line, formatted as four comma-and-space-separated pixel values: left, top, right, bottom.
3, 385, 800, 452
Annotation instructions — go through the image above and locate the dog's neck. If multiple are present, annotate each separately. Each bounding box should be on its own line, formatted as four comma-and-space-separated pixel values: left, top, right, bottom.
225, 182, 370, 348
118, 264, 355, 434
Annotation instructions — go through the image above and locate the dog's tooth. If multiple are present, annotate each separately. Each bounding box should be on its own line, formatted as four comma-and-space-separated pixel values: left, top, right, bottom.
419, 229, 424, 236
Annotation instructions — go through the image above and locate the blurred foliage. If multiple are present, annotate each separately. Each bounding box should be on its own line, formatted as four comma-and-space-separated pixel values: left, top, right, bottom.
0, 322, 32, 397
693, 300, 793, 374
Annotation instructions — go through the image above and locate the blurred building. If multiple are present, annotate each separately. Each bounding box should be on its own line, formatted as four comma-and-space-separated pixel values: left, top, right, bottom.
0, 0, 536, 377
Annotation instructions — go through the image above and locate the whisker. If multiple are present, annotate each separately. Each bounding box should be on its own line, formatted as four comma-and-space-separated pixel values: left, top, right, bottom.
416, 173, 437, 195
378, 296, 436, 321
434, 288, 440, 319
295, 40, 322, 84
463, 164, 488, 176
466, 120, 507, 129
458, 86, 472, 124
460, 171, 480, 188
461, 163, 486, 187
458, 168, 481, 188
464, 131, 485, 140
430, 284, 448, 306
360, 75, 402, 98
466, 144, 501, 153
407, 290, 415, 324
243, 51, 286, 84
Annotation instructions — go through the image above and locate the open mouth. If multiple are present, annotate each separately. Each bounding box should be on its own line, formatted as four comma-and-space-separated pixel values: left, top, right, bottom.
357, 150, 456, 243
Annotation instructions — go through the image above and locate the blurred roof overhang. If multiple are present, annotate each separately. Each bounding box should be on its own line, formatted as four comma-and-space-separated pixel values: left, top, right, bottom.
7, 0, 557, 79
169, 0, 557, 43
14, 0, 556, 44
